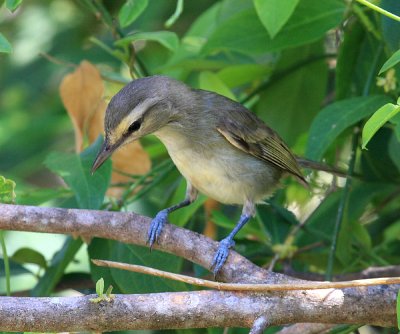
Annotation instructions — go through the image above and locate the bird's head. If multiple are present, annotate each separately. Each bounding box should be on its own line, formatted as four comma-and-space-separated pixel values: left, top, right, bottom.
91, 75, 187, 173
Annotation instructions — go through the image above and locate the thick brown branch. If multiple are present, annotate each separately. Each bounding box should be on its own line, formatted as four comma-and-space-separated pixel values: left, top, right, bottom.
0, 203, 286, 284
0, 204, 398, 331
0, 288, 396, 332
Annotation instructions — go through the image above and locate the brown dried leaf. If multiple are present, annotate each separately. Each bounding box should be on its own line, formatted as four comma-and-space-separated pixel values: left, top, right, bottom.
60, 60, 151, 197
107, 143, 151, 197
59, 61, 104, 152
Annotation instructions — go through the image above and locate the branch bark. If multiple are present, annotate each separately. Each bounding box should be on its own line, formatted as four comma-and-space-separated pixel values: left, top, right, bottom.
0, 204, 398, 331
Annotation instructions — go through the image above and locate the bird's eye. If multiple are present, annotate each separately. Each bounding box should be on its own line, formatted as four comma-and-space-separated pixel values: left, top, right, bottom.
127, 120, 141, 133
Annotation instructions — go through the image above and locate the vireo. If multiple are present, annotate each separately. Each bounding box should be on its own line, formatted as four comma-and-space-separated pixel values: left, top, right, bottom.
92, 76, 312, 275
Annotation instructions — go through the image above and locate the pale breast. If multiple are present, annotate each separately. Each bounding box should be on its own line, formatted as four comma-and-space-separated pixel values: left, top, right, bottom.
154, 127, 282, 205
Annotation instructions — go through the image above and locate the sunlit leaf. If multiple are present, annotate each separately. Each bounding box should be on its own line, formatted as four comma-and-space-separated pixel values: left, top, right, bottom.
362, 103, 400, 149
198, 71, 236, 100
0, 176, 16, 204
116, 31, 179, 51
118, 0, 148, 28
218, 64, 271, 88
306, 95, 390, 161
95, 277, 104, 295
253, 0, 300, 38
0, 33, 12, 53
379, 48, 400, 74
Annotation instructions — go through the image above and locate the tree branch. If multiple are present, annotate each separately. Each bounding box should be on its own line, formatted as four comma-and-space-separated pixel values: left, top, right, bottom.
0, 287, 397, 332
0, 204, 398, 331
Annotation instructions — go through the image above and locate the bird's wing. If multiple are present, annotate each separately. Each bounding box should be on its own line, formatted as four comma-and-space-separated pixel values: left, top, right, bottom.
216, 108, 306, 184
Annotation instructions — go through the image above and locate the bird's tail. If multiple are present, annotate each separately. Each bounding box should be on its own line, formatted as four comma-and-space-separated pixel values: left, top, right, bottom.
295, 157, 351, 178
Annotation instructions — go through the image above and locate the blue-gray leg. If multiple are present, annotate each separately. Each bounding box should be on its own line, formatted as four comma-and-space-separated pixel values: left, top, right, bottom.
211, 199, 256, 276
211, 213, 251, 276
147, 182, 197, 249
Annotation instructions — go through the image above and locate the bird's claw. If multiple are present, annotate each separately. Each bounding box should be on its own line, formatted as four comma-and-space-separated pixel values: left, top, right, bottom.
147, 210, 168, 249
211, 238, 235, 276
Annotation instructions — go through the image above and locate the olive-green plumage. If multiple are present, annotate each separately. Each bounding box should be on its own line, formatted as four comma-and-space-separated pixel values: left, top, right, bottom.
92, 75, 307, 275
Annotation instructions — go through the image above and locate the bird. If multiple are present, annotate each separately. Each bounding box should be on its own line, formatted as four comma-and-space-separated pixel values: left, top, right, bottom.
91, 75, 315, 276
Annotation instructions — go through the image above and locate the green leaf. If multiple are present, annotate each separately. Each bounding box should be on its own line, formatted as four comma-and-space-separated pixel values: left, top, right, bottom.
381, 0, 400, 52
118, 0, 148, 28
5, 0, 22, 12
383, 220, 400, 243
198, 71, 236, 101
110, 242, 186, 293
115, 31, 179, 51
185, 2, 220, 39
306, 95, 391, 161
361, 128, 400, 182
212, 210, 267, 242
95, 277, 104, 296
0, 33, 12, 53
31, 237, 83, 296
0, 258, 31, 277
379, 48, 400, 74
253, 0, 300, 38
0, 175, 16, 204
44, 137, 111, 210
255, 42, 328, 146
11, 248, 47, 269
202, 0, 345, 55
388, 132, 400, 172
362, 103, 400, 149
218, 64, 271, 88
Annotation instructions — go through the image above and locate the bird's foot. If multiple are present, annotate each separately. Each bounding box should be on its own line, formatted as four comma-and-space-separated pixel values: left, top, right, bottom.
147, 209, 168, 249
211, 237, 235, 276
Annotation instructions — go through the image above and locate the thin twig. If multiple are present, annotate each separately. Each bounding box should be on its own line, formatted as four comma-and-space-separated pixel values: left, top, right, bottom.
92, 259, 400, 292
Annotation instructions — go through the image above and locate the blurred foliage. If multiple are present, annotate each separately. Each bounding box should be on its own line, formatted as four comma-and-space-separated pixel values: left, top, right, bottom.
1, 0, 400, 333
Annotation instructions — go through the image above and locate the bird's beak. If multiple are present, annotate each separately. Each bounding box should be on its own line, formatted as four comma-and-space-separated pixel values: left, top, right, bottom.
91, 139, 115, 174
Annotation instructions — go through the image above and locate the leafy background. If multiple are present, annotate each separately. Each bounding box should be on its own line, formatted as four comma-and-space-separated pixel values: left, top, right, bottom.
1, 0, 400, 333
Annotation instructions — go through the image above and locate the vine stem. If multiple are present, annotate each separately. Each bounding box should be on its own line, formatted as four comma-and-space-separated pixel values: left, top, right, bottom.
355, 0, 400, 22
